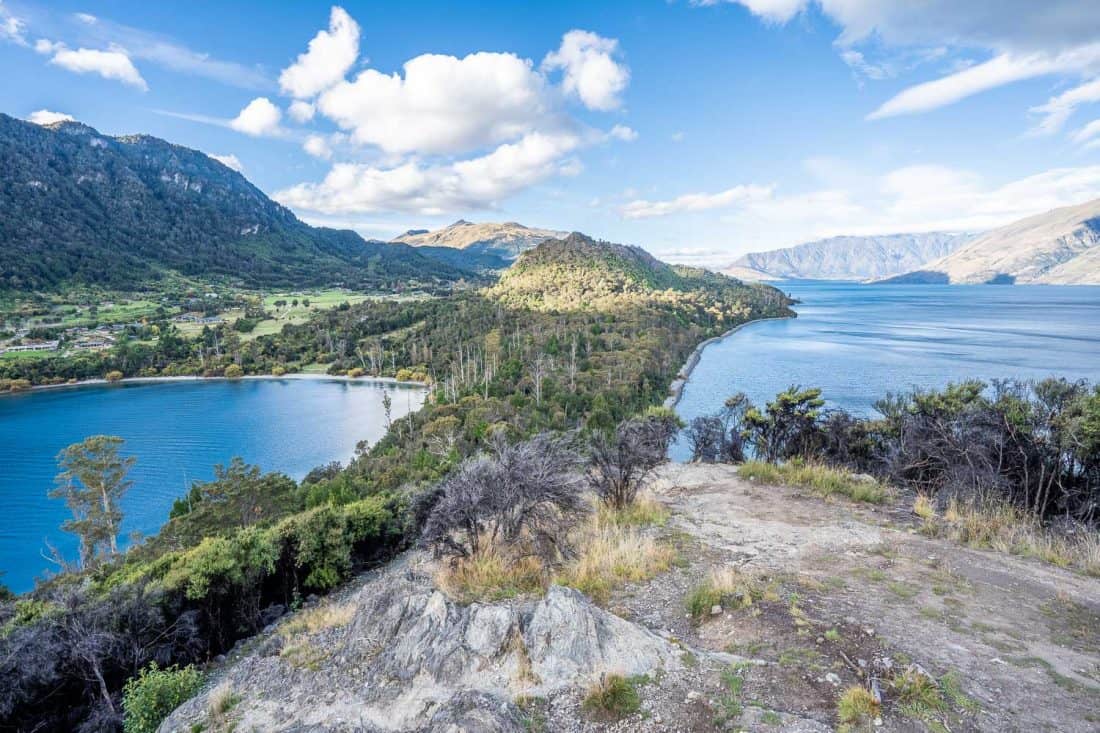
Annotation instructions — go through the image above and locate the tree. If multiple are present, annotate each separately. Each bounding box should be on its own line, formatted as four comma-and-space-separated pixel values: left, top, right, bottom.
687, 416, 725, 462
745, 386, 825, 463
50, 436, 135, 569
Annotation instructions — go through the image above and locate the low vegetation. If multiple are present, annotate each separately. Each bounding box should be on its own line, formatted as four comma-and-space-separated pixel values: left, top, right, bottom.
581, 673, 642, 720
738, 460, 888, 504
121, 664, 203, 733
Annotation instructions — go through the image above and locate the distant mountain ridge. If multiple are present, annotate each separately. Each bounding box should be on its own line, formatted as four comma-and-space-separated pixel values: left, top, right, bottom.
0, 113, 468, 291
725, 232, 971, 282
885, 197, 1100, 285
393, 220, 567, 261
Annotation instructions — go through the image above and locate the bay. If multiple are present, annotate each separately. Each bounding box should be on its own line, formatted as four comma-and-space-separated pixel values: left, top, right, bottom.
0, 377, 425, 592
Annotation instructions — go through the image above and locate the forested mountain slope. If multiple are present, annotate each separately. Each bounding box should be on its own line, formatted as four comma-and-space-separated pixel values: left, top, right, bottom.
0, 114, 467, 291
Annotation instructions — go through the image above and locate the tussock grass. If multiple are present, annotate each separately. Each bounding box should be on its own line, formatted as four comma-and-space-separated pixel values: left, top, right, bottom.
596, 492, 669, 527
739, 460, 888, 504
686, 566, 763, 620
206, 681, 240, 729
581, 674, 641, 720
837, 685, 879, 727
279, 601, 356, 637
436, 550, 545, 603
558, 512, 675, 605
918, 498, 1100, 577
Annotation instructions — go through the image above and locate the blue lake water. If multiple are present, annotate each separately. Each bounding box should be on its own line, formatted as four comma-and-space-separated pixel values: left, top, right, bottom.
0, 377, 425, 592
671, 282, 1100, 460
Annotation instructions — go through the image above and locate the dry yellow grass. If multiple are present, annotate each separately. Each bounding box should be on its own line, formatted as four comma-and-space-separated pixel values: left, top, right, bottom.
279, 601, 356, 638
923, 499, 1100, 577
435, 550, 545, 603
596, 492, 669, 527
912, 494, 936, 520
557, 511, 676, 605
205, 681, 240, 729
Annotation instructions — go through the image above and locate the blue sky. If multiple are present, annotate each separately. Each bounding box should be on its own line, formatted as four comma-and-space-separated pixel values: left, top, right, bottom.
3, 1, 1100, 264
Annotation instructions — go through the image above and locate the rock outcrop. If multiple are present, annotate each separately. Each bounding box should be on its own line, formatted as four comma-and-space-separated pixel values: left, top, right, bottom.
159, 557, 683, 732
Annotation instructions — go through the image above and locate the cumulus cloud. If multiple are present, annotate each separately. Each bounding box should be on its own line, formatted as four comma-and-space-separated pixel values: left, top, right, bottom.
288, 100, 316, 123
208, 153, 244, 172
27, 109, 75, 125
229, 97, 282, 136
317, 51, 552, 155
621, 184, 774, 219
275, 131, 581, 215
279, 6, 360, 98
303, 134, 333, 159
41, 43, 147, 90
542, 30, 629, 111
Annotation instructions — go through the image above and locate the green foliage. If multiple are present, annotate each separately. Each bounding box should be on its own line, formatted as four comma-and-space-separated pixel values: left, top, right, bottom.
738, 460, 888, 504
121, 663, 203, 733
49, 435, 135, 568
582, 674, 642, 720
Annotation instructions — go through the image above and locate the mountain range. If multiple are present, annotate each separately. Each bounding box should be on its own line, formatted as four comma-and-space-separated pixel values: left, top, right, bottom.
724, 232, 971, 282
0, 114, 469, 291
884, 197, 1100, 285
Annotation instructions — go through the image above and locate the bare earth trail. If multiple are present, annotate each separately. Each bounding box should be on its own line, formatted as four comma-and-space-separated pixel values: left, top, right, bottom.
626, 463, 1100, 732
160, 463, 1100, 733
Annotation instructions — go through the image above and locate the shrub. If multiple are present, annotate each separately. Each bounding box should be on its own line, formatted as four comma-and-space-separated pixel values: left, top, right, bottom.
421, 433, 585, 563
582, 674, 641, 720
223, 364, 244, 379
686, 567, 761, 620
105, 370, 124, 382
589, 412, 679, 509
121, 663, 203, 733
347, 367, 364, 378
271, 365, 287, 377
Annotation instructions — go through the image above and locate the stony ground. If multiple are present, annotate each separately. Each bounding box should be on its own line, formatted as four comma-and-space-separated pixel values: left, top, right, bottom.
161, 463, 1100, 733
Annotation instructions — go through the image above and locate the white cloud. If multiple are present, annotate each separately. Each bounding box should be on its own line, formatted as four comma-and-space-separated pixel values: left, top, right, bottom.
229, 97, 282, 136
44, 44, 148, 90
868, 52, 1070, 120
621, 184, 774, 219
0, 0, 27, 46
317, 50, 552, 155
275, 131, 581, 215
542, 30, 629, 111
1030, 78, 1100, 135
288, 100, 315, 123
608, 124, 637, 142
303, 134, 333, 159
208, 153, 244, 172
671, 131, 685, 142
279, 6, 360, 98
712, 1, 1100, 126
27, 109, 75, 125
1073, 119, 1100, 146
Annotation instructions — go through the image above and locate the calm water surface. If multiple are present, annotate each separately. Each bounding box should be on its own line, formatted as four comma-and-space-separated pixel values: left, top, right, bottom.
0, 378, 425, 592
671, 282, 1100, 460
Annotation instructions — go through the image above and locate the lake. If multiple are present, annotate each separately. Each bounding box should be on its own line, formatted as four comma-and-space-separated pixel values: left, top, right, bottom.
671, 282, 1100, 460
0, 377, 425, 592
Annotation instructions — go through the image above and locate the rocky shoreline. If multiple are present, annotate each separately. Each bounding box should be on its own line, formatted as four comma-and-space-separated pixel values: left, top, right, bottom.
14, 371, 429, 395
663, 315, 792, 409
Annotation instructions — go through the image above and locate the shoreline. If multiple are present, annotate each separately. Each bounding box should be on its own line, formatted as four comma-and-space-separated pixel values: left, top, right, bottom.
12, 372, 430, 396
664, 315, 793, 409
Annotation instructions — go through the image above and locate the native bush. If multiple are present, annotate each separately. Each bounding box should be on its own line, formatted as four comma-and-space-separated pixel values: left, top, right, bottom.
589, 409, 680, 508
121, 663, 203, 733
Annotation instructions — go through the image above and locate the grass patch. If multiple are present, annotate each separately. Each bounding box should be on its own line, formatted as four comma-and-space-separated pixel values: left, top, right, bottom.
923, 500, 1100, 577
205, 681, 240, 731
836, 685, 879, 727
596, 493, 669, 527
713, 665, 746, 727
685, 566, 763, 621
887, 581, 919, 600
557, 511, 675, 605
437, 550, 545, 603
279, 601, 356, 637
739, 460, 888, 504
581, 674, 642, 720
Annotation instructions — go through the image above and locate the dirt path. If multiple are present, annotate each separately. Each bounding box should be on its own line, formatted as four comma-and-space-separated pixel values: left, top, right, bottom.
620, 463, 1100, 732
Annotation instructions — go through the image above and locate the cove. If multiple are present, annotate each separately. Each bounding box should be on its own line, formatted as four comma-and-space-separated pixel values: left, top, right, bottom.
0, 377, 426, 593
671, 282, 1100, 460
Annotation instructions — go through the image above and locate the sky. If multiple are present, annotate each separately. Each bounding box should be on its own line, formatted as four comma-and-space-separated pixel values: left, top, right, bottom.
3, 1, 1100, 266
